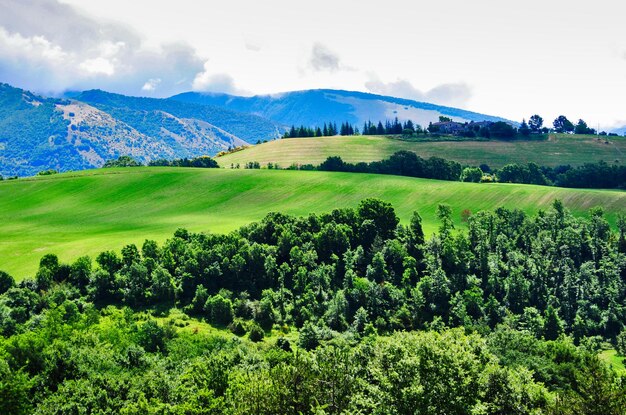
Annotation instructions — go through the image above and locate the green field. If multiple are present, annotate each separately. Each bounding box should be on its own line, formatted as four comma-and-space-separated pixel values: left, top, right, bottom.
218, 134, 626, 168
0, 167, 624, 279
599, 349, 626, 374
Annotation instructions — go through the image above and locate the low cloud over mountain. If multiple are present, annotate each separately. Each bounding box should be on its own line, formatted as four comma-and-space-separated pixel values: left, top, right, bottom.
0, 0, 206, 97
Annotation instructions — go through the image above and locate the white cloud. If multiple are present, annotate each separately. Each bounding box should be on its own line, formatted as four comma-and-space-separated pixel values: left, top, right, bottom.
141, 78, 161, 92
0, 0, 205, 96
365, 76, 472, 107
79, 57, 115, 76
2, 0, 625, 124
192, 63, 249, 95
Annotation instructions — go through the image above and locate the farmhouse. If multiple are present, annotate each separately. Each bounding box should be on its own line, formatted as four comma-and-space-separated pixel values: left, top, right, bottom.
431, 121, 465, 134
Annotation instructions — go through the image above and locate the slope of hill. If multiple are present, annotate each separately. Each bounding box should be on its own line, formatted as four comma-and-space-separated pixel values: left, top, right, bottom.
76, 89, 282, 145
170, 89, 512, 128
217, 134, 626, 169
0, 84, 281, 177
1, 167, 624, 279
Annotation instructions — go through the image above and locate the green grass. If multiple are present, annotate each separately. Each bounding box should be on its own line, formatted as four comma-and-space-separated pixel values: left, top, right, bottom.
1, 167, 624, 279
599, 349, 626, 374
218, 134, 626, 169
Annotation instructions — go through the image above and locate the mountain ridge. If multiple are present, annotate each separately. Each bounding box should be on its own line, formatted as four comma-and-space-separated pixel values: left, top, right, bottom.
0, 83, 515, 176
169, 88, 513, 128
0, 83, 280, 176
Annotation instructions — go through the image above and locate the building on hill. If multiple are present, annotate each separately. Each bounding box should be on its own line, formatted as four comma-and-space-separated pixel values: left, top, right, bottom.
431, 121, 465, 135
468, 121, 494, 129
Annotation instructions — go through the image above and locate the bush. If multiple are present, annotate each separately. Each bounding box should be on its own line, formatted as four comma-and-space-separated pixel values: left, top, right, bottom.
204, 294, 234, 326
461, 167, 483, 183
228, 318, 247, 336
248, 322, 265, 342
103, 156, 141, 167
298, 321, 320, 350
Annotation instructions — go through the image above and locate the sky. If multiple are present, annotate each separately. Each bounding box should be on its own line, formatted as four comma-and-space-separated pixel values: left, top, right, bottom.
1, 0, 625, 128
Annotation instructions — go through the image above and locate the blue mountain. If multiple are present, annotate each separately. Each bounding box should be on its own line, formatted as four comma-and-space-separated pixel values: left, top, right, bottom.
169, 89, 512, 129
0, 84, 281, 177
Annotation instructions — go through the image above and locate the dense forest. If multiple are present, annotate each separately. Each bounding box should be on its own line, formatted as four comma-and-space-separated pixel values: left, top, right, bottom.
1, 200, 625, 413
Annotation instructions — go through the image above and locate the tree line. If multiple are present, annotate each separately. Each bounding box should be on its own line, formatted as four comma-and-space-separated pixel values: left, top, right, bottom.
102, 155, 220, 169
310, 150, 626, 190
318, 152, 462, 181
282, 114, 623, 140
1, 200, 625, 413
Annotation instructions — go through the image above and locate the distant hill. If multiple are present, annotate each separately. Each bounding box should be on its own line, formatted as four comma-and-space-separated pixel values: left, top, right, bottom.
170, 89, 512, 129
217, 134, 626, 169
0, 84, 281, 176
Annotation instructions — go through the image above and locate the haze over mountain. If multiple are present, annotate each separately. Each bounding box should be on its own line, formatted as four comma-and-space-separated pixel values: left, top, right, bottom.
1, 83, 513, 177
170, 89, 512, 129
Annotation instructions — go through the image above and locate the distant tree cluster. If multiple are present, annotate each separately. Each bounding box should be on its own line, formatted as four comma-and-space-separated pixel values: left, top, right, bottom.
362, 118, 422, 136
103, 155, 142, 168
279, 113, 612, 143
104, 155, 220, 169
319, 151, 462, 181
244, 161, 261, 169
497, 161, 626, 189
148, 156, 219, 168
36, 169, 59, 176
311, 151, 626, 190
283, 122, 346, 138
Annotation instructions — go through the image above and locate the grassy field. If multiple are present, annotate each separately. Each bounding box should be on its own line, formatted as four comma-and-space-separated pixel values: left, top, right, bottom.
0, 167, 624, 279
599, 349, 626, 374
217, 134, 626, 168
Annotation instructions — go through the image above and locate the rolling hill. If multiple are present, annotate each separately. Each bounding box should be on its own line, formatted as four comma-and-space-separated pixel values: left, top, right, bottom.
217, 134, 626, 169
1, 167, 624, 279
169, 89, 512, 129
0, 84, 281, 177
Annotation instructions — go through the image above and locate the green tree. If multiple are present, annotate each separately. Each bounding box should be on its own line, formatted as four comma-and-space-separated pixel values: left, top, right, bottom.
248, 321, 265, 342
204, 294, 234, 326
461, 167, 483, 183
553, 115, 575, 133
528, 114, 543, 132
357, 198, 399, 240
575, 119, 594, 134
519, 119, 531, 136
543, 305, 564, 340
69, 256, 92, 291
0, 271, 14, 295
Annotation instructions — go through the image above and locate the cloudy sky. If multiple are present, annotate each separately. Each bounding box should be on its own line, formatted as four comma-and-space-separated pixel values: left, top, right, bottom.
1, 0, 625, 127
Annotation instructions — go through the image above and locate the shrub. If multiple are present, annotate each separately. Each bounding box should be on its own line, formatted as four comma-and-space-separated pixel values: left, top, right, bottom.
248, 322, 265, 342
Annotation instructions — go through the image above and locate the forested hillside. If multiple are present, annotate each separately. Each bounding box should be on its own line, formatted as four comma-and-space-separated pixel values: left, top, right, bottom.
76, 89, 281, 145
1, 200, 625, 414
0, 84, 281, 177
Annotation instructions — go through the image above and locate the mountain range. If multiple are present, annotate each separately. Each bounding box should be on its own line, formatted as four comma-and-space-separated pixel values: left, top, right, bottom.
0, 84, 281, 176
170, 89, 511, 128
0, 83, 511, 176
